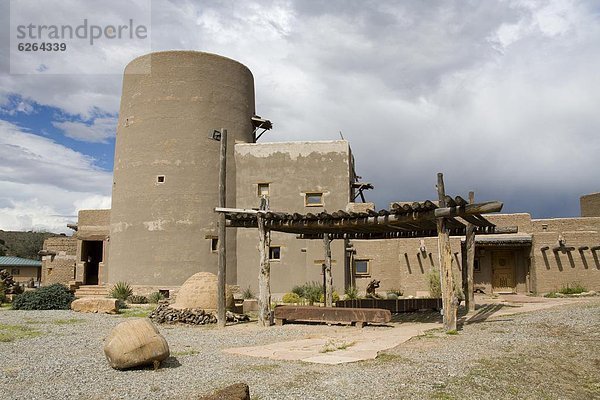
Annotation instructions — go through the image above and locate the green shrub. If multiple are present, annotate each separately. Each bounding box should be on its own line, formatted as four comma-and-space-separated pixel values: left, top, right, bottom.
282, 292, 302, 303
319, 291, 340, 303
387, 293, 398, 300
242, 287, 255, 299
148, 291, 165, 304
344, 286, 359, 300
544, 292, 559, 298
12, 284, 74, 310
427, 269, 442, 298
109, 281, 133, 301
128, 295, 148, 304
388, 288, 404, 297
0, 283, 6, 304
559, 283, 586, 295
291, 282, 323, 305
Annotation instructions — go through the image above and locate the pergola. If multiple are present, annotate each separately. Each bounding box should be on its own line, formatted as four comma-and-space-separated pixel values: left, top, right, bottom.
216, 174, 516, 330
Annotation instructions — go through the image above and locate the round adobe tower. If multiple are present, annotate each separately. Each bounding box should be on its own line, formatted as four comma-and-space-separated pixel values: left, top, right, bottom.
107, 51, 255, 286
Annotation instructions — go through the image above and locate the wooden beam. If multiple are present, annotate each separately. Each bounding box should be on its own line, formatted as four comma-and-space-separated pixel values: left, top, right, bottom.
257, 196, 271, 327
464, 191, 476, 313
436, 173, 457, 332
217, 128, 227, 328
323, 234, 333, 307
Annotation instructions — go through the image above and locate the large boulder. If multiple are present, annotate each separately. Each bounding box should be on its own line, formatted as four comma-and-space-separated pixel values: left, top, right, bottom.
103, 318, 169, 370
199, 383, 250, 400
172, 272, 234, 311
71, 298, 119, 314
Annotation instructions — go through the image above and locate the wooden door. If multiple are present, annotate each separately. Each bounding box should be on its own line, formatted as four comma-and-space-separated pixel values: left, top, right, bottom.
492, 251, 515, 293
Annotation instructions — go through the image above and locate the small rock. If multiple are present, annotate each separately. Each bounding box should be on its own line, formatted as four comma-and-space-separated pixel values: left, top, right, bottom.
71, 298, 119, 314
103, 318, 170, 370
198, 383, 250, 400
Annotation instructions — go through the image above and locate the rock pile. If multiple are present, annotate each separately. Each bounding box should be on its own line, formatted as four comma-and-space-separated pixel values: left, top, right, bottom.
149, 303, 249, 325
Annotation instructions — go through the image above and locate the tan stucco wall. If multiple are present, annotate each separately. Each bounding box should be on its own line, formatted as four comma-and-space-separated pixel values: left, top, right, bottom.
530, 227, 600, 294
351, 237, 464, 297
580, 192, 600, 217
8, 266, 40, 284
41, 236, 77, 286
108, 51, 255, 286
235, 140, 352, 296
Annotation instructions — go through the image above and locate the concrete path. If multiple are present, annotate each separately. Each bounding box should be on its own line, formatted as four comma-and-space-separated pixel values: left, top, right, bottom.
224, 322, 440, 365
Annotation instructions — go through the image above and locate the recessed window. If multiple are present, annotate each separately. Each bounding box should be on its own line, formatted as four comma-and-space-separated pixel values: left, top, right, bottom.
305, 192, 323, 207
210, 237, 218, 253
474, 259, 481, 273
11, 268, 20, 276
269, 246, 281, 261
258, 183, 270, 197
157, 175, 165, 184
354, 259, 369, 275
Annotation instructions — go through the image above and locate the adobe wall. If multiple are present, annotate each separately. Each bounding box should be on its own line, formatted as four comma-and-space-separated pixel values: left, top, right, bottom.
530, 224, 600, 294
40, 236, 77, 286
235, 141, 352, 296
351, 237, 464, 297
580, 192, 600, 217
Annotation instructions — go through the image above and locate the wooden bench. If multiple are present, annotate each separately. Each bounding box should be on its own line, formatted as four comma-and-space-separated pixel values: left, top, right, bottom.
273, 305, 391, 328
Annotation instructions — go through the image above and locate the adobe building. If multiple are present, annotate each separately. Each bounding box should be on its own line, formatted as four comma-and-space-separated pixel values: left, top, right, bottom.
40, 50, 600, 298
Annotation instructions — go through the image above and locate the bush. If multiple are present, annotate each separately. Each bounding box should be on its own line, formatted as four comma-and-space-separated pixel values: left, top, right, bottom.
559, 283, 586, 295
345, 286, 359, 300
0, 283, 6, 304
388, 288, 404, 297
282, 292, 302, 303
109, 281, 133, 301
128, 294, 148, 304
242, 287, 255, 299
387, 293, 398, 300
12, 284, 74, 310
148, 291, 165, 304
319, 291, 340, 303
427, 269, 442, 298
291, 282, 323, 305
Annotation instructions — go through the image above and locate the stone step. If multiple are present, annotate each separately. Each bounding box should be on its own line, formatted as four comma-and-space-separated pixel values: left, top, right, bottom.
75, 285, 109, 298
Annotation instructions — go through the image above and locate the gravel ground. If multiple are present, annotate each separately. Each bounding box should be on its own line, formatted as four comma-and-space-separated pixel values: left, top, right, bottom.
1, 299, 599, 400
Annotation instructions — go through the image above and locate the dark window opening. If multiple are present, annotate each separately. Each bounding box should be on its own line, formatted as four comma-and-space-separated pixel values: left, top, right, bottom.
269, 246, 281, 260
211, 237, 218, 252
157, 175, 165, 183
354, 259, 369, 275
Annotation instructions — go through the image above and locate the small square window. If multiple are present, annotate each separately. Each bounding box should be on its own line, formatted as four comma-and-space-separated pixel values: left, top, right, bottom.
269, 246, 281, 260
354, 259, 369, 275
210, 237, 218, 252
157, 175, 165, 183
11, 268, 20, 276
258, 183, 270, 197
305, 192, 323, 207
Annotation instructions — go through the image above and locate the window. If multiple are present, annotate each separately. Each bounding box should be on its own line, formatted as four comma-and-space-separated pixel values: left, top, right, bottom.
354, 259, 369, 275
305, 192, 323, 207
210, 237, 218, 253
11, 268, 20, 276
258, 183, 270, 197
269, 246, 281, 261
157, 175, 165, 184
474, 259, 481, 273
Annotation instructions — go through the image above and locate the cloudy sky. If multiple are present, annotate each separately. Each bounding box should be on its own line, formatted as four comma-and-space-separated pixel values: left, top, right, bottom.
1, 0, 599, 233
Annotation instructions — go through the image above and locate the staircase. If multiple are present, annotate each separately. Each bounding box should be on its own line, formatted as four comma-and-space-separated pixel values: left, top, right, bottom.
74, 285, 109, 298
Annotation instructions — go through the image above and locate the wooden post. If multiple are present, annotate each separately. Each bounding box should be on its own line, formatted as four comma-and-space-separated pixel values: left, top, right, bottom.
323, 234, 333, 307
217, 129, 227, 328
464, 191, 476, 312
436, 173, 457, 331
257, 196, 271, 327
